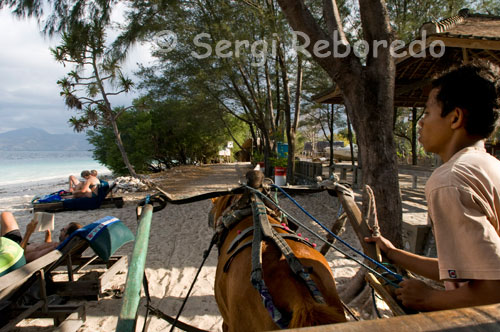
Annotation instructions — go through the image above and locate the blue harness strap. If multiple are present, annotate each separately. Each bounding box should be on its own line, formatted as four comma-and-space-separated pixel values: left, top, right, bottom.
250, 194, 327, 328
270, 184, 404, 284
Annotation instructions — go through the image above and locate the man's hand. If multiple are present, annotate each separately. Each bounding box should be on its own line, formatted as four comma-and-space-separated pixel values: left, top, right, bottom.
395, 279, 437, 311
26, 219, 38, 234
45, 229, 52, 243
364, 235, 396, 255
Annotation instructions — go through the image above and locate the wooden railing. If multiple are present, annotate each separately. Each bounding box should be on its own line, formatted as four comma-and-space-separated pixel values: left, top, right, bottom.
295, 161, 323, 182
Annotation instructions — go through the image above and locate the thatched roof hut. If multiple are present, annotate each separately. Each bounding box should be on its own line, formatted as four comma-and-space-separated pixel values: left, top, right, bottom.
313, 9, 500, 107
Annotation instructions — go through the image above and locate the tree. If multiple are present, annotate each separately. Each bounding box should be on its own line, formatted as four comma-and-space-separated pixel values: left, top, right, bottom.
274, 0, 403, 244
87, 109, 154, 174
51, 18, 139, 177
126, 0, 313, 181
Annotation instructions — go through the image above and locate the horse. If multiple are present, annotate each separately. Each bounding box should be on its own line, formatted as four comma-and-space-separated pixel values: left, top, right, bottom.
208, 170, 347, 332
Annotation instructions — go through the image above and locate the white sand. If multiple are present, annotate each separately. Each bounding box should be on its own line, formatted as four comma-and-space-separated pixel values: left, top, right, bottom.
4, 163, 428, 331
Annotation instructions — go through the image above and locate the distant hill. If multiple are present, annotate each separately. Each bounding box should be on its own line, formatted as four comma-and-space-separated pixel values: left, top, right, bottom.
0, 128, 92, 151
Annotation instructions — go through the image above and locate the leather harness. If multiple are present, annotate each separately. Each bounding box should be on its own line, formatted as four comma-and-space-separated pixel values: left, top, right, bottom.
214, 191, 326, 329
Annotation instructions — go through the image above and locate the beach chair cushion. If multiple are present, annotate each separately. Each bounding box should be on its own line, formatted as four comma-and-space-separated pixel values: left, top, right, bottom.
57, 216, 134, 261
34, 191, 64, 204
0, 237, 26, 277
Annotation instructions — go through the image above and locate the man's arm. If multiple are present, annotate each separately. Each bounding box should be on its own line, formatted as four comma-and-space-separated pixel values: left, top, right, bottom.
396, 278, 500, 311
365, 236, 440, 281
24, 242, 59, 262
19, 219, 37, 249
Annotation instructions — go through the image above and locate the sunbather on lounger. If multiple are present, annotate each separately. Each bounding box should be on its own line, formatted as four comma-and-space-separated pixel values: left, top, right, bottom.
69, 170, 100, 198
0, 212, 82, 263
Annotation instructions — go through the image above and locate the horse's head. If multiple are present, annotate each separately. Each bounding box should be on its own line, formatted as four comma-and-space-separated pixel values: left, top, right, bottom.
208, 169, 265, 229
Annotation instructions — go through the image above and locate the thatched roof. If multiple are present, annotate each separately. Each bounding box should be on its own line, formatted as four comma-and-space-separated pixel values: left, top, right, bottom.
313, 9, 500, 107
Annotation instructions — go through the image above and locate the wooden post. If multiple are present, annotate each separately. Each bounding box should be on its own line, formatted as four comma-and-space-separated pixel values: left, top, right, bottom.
341, 168, 347, 180
331, 183, 411, 315
412, 175, 418, 189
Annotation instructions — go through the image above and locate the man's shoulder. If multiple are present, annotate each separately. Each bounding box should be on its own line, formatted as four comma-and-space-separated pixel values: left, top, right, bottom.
428, 149, 500, 192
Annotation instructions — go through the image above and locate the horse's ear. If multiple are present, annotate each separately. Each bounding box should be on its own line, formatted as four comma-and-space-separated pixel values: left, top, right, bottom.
211, 197, 218, 205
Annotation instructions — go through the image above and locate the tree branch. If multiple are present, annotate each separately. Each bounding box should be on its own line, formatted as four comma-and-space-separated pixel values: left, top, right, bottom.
322, 0, 348, 42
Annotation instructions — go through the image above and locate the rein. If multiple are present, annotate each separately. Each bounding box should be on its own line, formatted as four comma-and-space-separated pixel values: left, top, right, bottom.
243, 185, 403, 288
136, 178, 403, 331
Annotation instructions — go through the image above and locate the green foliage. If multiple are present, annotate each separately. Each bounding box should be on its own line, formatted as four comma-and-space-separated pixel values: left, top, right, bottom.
87, 93, 241, 173
270, 155, 288, 167
87, 110, 154, 175
252, 151, 265, 162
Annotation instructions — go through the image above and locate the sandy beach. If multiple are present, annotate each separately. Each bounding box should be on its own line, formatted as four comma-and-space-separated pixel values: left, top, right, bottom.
4, 163, 429, 331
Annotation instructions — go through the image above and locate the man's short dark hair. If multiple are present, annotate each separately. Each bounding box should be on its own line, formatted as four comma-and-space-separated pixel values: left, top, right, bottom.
66, 222, 83, 236
81, 170, 90, 178
432, 63, 500, 138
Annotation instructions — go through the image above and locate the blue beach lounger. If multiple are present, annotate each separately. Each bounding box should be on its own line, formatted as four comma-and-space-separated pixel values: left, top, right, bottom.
32, 180, 124, 212
0, 216, 134, 331
47, 216, 135, 299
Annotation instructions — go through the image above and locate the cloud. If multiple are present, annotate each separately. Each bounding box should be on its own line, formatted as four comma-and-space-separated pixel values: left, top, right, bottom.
0, 8, 152, 135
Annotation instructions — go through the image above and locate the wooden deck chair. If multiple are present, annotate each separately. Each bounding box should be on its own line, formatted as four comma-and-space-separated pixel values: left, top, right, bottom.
0, 250, 85, 332
45, 216, 134, 300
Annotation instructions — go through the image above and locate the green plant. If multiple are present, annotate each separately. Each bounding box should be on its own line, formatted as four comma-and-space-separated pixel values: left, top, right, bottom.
252, 151, 264, 162
270, 156, 288, 167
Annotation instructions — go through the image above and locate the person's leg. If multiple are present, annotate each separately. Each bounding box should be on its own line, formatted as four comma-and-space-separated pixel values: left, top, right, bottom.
1, 211, 20, 236
72, 191, 92, 198
69, 175, 80, 192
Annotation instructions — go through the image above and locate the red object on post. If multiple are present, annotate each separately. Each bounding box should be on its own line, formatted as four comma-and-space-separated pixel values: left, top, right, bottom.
274, 166, 287, 186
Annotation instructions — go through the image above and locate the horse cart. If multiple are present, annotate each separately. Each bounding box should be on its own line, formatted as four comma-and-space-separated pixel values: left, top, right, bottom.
115, 170, 500, 332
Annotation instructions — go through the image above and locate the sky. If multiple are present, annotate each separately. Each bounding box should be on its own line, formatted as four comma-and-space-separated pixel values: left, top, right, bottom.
0, 8, 152, 135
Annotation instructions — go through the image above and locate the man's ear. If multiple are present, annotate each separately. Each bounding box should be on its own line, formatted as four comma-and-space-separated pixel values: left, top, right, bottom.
450, 107, 466, 129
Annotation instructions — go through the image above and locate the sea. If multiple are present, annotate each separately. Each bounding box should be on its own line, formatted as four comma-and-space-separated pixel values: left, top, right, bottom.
0, 150, 111, 214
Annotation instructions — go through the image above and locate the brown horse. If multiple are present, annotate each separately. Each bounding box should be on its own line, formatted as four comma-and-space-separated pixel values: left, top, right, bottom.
209, 174, 347, 331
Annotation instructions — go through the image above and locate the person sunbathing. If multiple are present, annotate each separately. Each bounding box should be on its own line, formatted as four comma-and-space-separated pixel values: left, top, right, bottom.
1, 211, 82, 264
69, 170, 100, 198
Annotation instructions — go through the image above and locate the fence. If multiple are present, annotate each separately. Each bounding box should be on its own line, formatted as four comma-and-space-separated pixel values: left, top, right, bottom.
295, 161, 323, 182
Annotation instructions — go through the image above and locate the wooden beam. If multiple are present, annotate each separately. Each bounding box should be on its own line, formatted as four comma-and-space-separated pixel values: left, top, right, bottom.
431, 36, 500, 51
53, 309, 86, 332
485, 49, 500, 63
462, 48, 469, 63
283, 303, 500, 331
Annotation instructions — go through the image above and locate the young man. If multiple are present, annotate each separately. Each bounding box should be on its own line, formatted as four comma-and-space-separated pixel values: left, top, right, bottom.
0, 211, 82, 264
366, 64, 500, 311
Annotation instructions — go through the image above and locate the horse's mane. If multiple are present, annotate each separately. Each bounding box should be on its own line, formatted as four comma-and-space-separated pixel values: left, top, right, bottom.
212, 195, 233, 220
209, 194, 244, 228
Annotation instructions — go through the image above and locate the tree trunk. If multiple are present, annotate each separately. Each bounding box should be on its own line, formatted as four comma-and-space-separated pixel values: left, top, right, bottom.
347, 110, 355, 166
412, 107, 418, 165
276, 0, 402, 246
345, 82, 402, 246
110, 116, 138, 178
329, 105, 335, 167
285, 56, 303, 184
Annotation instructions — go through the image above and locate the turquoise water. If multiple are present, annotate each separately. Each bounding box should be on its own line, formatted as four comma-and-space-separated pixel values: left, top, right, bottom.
0, 150, 111, 186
